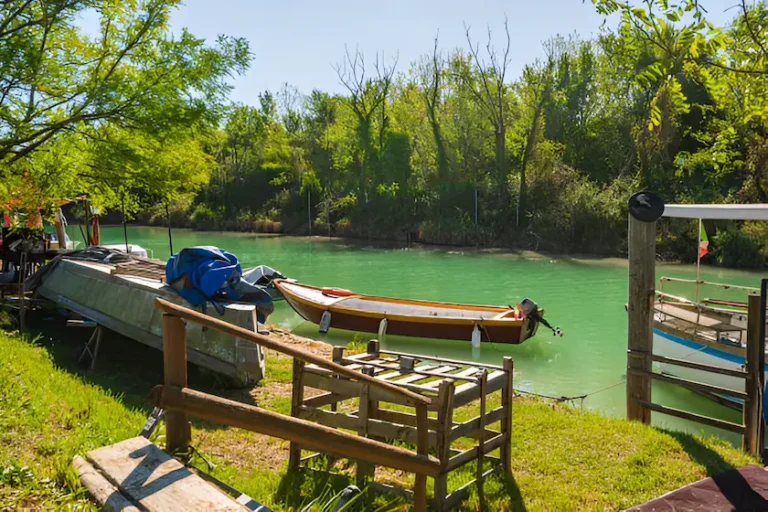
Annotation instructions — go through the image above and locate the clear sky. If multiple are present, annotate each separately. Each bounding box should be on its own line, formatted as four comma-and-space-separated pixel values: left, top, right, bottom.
166, 0, 737, 105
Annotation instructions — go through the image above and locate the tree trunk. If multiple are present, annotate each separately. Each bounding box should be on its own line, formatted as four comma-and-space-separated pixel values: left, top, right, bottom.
518, 103, 542, 227
495, 124, 507, 204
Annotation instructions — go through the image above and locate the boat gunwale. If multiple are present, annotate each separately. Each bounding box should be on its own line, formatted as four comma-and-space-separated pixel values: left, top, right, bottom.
275, 280, 526, 327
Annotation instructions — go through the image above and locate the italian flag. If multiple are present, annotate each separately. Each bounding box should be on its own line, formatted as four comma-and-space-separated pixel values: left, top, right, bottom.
699, 222, 709, 258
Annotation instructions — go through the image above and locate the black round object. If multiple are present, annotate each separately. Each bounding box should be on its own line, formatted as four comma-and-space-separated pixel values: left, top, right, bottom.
628, 191, 665, 222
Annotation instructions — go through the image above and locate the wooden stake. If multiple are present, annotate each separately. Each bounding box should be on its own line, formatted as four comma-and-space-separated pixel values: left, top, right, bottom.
744, 294, 764, 455
500, 357, 513, 473
162, 314, 189, 453
434, 379, 455, 510
414, 402, 429, 512
476, 370, 488, 501
626, 214, 655, 424
289, 359, 306, 471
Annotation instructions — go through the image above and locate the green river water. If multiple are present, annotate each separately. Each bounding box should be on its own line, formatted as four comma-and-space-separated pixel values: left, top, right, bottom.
73, 225, 765, 443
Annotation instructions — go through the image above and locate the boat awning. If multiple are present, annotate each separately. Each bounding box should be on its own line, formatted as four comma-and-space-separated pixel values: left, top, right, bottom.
663, 204, 768, 221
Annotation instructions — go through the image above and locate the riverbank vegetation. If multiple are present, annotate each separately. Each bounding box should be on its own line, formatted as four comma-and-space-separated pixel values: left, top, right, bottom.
0, 327, 758, 510
1, 0, 766, 267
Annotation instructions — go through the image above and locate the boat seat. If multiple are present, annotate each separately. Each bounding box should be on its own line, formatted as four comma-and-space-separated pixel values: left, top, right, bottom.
655, 303, 741, 331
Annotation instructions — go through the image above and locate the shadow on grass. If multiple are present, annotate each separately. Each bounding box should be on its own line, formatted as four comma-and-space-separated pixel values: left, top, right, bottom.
24, 312, 260, 429
667, 430, 735, 476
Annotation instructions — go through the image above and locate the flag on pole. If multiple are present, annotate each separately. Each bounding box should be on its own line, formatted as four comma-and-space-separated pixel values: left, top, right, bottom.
699, 222, 709, 258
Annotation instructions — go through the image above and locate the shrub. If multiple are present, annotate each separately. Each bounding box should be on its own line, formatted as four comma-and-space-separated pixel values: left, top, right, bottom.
189, 204, 222, 230
712, 228, 766, 268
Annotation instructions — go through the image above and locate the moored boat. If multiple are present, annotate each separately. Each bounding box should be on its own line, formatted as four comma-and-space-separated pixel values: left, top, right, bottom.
649, 203, 768, 411
274, 280, 556, 344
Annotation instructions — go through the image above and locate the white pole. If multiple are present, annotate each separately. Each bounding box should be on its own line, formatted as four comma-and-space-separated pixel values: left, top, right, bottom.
695, 218, 702, 304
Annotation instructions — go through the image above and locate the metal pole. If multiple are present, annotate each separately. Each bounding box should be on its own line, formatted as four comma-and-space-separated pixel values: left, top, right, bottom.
695, 218, 702, 303
83, 197, 91, 247
166, 202, 174, 256
121, 195, 129, 253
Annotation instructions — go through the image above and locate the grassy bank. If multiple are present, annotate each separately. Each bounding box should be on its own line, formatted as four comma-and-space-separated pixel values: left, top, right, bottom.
0, 327, 758, 511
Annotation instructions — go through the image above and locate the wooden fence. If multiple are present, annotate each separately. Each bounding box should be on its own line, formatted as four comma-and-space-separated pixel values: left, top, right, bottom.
627, 212, 766, 456
151, 297, 440, 512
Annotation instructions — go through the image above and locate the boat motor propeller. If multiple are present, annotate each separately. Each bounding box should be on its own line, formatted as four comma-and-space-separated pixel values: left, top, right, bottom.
514, 299, 563, 337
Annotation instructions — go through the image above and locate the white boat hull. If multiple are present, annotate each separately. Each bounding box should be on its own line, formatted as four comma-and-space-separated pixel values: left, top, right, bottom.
653, 329, 768, 415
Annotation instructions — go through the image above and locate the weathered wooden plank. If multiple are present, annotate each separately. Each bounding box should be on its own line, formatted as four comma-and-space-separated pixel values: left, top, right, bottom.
302, 392, 344, 409
302, 370, 414, 407
446, 434, 506, 472
297, 406, 437, 448
73, 455, 141, 512
87, 437, 245, 511
638, 401, 745, 434
451, 407, 505, 441
641, 369, 748, 399
650, 353, 747, 379
453, 371, 505, 408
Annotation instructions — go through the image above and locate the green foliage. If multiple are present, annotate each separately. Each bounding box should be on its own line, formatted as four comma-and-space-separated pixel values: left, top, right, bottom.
712, 227, 766, 268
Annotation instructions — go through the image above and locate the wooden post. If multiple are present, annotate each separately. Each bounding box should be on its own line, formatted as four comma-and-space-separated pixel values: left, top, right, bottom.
743, 294, 764, 456
356, 366, 376, 487
332, 346, 344, 363
476, 369, 488, 501
414, 402, 429, 512
500, 357, 513, 473
163, 314, 189, 453
289, 358, 306, 471
626, 214, 656, 424
434, 379, 455, 510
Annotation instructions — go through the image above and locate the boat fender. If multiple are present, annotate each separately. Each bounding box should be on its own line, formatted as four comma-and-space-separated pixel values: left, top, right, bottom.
471, 325, 481, 348
378, 318, 388, 339
322, 287, 354, 297
319, 310, 332, 334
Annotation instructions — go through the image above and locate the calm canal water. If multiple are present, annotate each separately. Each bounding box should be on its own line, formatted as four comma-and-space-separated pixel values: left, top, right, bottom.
81, 225, 765, 443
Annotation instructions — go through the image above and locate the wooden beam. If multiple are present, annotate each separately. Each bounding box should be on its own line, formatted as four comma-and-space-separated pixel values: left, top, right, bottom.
500, 356, 513, 474
151, 385, 440, 477
638, 400, 745, 434
743, 294, 764, 455
640, 369, 748, 399
650, 353, 747, 379
288, 359, 305, 471
72, 455, 140, 512
162, 314, 189, 453
626, 214, 655, 424
446, 434, 506, 472
155, 298, 430, 407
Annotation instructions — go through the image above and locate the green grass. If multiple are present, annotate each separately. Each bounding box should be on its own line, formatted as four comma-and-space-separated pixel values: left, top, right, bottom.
0, 328, 759, 511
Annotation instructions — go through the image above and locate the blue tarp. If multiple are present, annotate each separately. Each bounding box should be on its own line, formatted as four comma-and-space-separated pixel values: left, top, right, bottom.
166, 246, 273, 321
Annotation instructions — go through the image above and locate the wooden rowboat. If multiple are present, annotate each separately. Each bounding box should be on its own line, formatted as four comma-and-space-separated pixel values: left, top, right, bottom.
274, 280, 544, 344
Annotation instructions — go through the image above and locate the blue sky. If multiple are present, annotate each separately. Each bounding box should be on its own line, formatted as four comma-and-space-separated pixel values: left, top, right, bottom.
162, 0, 737, 105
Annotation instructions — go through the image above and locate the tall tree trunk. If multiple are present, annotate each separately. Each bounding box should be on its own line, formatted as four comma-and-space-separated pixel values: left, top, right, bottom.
495, 124, 507, 204
518, 104, 542, 227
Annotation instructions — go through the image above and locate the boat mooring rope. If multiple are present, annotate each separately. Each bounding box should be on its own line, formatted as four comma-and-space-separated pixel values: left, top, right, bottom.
515, 377, 627, 408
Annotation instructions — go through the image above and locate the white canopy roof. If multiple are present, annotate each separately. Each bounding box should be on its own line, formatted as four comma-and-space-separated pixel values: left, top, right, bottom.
663, 204, 768, 221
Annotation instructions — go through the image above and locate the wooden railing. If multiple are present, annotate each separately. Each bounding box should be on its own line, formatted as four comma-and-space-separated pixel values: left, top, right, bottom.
152, 298, 439, 511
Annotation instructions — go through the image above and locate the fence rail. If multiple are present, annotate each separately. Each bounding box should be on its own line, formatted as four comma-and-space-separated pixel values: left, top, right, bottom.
154, 297, 436, 511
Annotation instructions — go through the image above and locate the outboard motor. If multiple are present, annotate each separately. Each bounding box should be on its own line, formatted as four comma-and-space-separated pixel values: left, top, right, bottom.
242, 265, 285, 286
518, 298, 562, 337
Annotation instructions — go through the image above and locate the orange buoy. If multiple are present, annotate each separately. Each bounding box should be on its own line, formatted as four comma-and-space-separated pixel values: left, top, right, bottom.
322, 287, 355, 297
